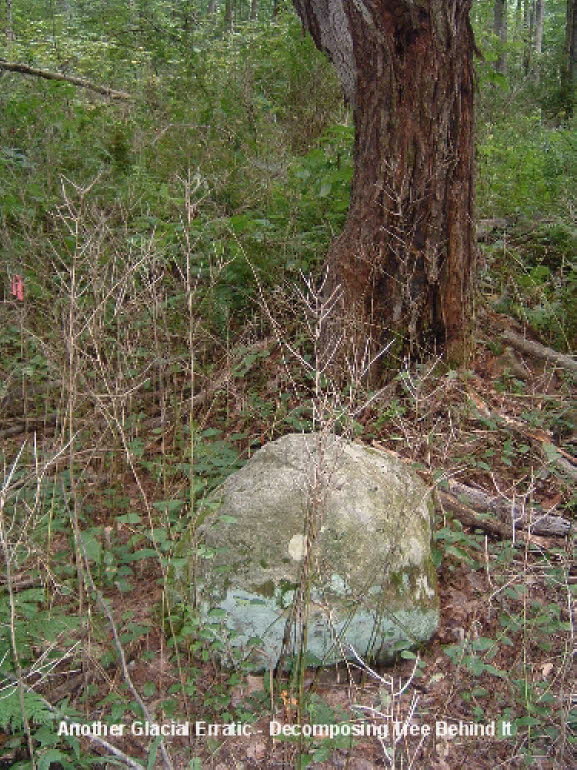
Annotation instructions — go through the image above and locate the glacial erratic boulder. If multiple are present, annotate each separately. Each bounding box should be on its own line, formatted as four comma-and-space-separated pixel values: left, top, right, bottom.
196, 433, 439, 670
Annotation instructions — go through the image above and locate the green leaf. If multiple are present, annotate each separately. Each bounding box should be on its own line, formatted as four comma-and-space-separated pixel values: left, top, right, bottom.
153, 499, 185, 514
463, 655, 485, 675
124, 548, 158, 561
471, 637, 495, 652
147, 737, 161, 770
143, 682, 156, 698
38, 750, 73, 770
0, 689, 52, 731
128, 438, 145, 458
117, 513, 141, 524
515, 716, 542, 727
80, 530, 102, 563
484, 664, 506, 678
297, 753, 315, 768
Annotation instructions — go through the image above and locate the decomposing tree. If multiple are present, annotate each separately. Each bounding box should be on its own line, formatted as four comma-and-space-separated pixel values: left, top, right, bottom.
292, 1, 477, 377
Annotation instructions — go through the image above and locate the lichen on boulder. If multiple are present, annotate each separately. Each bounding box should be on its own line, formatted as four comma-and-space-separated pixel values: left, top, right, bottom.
195, 432, 439, 670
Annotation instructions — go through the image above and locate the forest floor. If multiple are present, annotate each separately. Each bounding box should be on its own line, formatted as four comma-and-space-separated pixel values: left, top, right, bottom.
1, 278, 575, 769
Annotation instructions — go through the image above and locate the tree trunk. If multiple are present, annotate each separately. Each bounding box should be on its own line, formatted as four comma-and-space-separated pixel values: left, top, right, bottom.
534, 0, 544, 55
494, 0, 508, 75
207, 0, 219, 15
5, 0, 15, 41
522, 0, 535, 72
250, 0, 259, 20
562, 0, 577, 116
224, 0, 233, 29
293, 1, 476, 374
515, 0, 523, 32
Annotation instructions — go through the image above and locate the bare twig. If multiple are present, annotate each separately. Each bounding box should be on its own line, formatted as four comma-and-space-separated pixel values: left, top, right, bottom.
350, 645, 425, 768
0, 443, 36, 767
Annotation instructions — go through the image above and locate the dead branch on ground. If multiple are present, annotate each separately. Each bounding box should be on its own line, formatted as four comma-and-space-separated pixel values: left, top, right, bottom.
443, 479, 571, 537
502, 328, 577, 376
371, 442, 571, 544
436, 491, 554, 549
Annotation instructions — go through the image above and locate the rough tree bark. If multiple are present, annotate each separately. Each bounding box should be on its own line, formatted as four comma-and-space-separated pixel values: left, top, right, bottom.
292, 1, 476, 374
494, 0, 508, 75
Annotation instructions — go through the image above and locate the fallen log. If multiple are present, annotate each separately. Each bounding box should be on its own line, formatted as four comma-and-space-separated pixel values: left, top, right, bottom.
0, 60, 133, 100
476, 217, 512, 242
443, 479, 571, 537
436, 491, 553, 549
370, 442, 571, 543
503, 328, 577, 376
0, 414, 58, 439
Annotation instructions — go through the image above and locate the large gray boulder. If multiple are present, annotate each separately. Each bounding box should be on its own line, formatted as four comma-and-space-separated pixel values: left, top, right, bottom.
196, 433, 439, 670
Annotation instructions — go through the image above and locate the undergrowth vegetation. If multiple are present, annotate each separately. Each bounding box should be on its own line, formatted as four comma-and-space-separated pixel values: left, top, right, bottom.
0, 2, 576, 768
